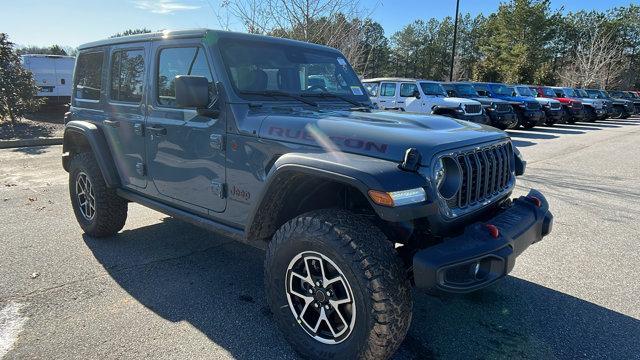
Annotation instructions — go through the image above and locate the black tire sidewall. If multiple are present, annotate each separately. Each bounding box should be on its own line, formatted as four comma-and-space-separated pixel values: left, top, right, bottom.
69, 155, 101, 234
267, 234, 372, 359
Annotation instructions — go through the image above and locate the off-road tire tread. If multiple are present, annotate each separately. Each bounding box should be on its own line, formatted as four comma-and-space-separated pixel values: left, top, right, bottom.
69, 152, 127, 237
265, 209, 412, 360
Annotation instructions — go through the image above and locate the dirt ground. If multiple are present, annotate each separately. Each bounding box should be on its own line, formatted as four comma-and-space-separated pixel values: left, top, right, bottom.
0, 106, 66, 141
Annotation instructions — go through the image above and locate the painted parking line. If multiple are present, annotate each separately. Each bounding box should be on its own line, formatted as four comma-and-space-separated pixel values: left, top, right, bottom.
0, 302, 27, 358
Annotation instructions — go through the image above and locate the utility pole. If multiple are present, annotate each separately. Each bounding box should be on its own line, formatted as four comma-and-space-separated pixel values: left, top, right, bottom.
449, 0, 460, 81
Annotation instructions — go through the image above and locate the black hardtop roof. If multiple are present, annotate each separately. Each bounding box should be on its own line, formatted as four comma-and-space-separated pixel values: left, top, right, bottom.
78, 29, 340, 53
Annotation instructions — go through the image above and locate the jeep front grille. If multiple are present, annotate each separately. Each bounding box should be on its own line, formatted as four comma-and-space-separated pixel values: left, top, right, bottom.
526, 101, 541, 110
464, 104, 482, 114
550, 102, 561, 110
571, 101, 583, 109
495, 103, 512, 112
446, 142, 514, 210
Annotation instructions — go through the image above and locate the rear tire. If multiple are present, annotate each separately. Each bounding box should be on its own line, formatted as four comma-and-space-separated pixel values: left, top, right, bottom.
69, 152, 128, 237
265, 209, 412, 360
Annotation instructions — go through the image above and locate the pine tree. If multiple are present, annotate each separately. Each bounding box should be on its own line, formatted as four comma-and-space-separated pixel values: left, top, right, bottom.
0, 33, 43, 124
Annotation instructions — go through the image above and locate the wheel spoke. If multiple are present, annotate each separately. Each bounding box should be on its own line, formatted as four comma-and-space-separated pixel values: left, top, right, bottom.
312, 308, 328, 333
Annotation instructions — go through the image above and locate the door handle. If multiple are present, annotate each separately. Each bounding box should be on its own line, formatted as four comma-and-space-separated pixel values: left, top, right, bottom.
397, 101, 405, 104
104, 120, 120, 128
147, 126, 167, 135
379, 100, 386, 103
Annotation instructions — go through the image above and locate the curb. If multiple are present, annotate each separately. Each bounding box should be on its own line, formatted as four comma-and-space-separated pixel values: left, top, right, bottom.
0, 137, 63, 149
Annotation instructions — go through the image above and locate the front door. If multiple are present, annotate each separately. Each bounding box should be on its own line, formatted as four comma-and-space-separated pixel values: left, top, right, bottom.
103, 44, 148, 189
399, 82, 422, 112
146, 41, 226, 213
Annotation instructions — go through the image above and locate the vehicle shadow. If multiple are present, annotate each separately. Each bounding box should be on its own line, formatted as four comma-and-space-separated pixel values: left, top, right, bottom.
574, 122, 621, 128
554, 124, 603, 131
84, 218, 640, 360
598, 119, 640, 126
509, 139, 537, 148
11, 145, 49, 155
506, 131, 558, 140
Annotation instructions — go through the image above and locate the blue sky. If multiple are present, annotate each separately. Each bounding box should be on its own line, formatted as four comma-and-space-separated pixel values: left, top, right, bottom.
2, 0, 636, 47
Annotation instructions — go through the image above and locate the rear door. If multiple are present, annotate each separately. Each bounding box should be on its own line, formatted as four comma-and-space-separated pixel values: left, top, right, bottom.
55, 57, 74, 98
103, 44, 149, 189
145, 39, 226, 213
377, 82, 398, 109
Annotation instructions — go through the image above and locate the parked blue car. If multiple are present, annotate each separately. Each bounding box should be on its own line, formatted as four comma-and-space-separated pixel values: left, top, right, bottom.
472, 82, 545, 129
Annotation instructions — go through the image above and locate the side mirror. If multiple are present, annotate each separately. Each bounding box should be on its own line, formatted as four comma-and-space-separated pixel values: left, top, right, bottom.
175, 75, 210, 108
412, 89, 421, 99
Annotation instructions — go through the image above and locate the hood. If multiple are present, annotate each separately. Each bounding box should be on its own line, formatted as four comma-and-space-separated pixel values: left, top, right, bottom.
441, 97, 482, 107
492, 94, 531, 104
578, 98, 604, 108
257, 108, 508, 165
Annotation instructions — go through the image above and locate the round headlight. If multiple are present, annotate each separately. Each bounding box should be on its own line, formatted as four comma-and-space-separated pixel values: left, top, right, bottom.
433, 156, 462, 200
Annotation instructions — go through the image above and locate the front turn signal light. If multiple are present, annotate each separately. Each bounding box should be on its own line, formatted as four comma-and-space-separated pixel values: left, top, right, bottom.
368, 188, 426, 207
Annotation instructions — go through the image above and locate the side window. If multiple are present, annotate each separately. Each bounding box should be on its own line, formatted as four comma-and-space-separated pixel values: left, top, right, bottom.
110, 49, 145, 103
400, 83, 419, 97
157, 47, 213, 107
380, 83, 396, 97
74, 51, 104, 101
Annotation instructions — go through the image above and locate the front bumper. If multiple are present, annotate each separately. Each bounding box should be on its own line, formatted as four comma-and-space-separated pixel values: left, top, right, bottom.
454, 112, 491, 125
486, 110, 518, 129
413, 189, 553, 293
520, 109, 545, 125
568, 107, 586, 121
543, 108, 564, 123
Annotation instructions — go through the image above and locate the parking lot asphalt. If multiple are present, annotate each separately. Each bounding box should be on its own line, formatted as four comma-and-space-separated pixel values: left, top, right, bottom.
1, 118, 639, 359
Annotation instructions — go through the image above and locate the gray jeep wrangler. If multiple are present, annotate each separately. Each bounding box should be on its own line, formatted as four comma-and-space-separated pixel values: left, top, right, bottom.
62, 29, 553, 360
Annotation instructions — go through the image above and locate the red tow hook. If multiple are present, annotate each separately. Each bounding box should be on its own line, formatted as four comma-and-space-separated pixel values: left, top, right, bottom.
485, 224, 500, 239
527, 196, 542, 208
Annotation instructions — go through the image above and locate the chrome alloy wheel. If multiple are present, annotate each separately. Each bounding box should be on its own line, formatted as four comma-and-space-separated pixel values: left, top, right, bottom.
75, 172, 95, 220
285, 251, 356, 344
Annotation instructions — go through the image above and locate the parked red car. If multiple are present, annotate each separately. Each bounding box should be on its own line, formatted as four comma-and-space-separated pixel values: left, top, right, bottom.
531, 86, 586, 123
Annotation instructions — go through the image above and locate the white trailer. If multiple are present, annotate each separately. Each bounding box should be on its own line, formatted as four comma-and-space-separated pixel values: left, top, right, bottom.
21, 54, 75, 105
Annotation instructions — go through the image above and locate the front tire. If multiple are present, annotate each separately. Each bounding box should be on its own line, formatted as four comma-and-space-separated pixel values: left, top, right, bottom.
265, 210, 412, 360
69, 152, 128, 237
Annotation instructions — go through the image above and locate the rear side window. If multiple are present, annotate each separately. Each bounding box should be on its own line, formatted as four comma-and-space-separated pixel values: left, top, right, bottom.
400, 83, 419, 97
110, 49, 145, 103
380, 83, 396, 97
74, 52, 104, 101
157, 47, 212, 107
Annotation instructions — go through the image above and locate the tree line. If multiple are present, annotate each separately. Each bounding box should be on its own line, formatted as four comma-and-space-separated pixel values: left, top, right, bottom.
217, 0, 640, 89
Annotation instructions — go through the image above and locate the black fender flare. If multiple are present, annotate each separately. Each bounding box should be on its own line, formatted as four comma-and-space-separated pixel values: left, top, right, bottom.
62, 120, 120, 188
244, 151, 431, 242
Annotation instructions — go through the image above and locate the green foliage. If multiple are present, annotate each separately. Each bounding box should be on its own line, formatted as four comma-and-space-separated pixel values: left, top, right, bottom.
16, 44, 69, 56
0, 33, 43, 123
110, 28, 153, 38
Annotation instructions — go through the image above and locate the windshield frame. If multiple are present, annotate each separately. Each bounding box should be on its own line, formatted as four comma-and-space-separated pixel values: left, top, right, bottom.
515, 86, 534, 97
453, 83, 480, 97
419, 81, 447, 96
216, 37, 369, 104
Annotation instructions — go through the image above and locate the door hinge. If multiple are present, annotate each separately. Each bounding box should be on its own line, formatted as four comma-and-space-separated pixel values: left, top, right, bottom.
134, 123, 144, 136
209, 134, 225, 151
211, 181, 226, 199
135, 162, 146, 176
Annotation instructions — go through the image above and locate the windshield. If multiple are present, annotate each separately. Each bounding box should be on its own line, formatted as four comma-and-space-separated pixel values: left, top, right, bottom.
563, 88, 577, 97
491, 84, 513, 96
218, 39, 367, 102
453, 84, 479, 96
609, 90, 625, 98
585, 89, 602, 98
540, 87, 556, 97
575, 89, 589, 97
515, 86, 534, 97
419, 82, 447, 96
628, 92, 638, 99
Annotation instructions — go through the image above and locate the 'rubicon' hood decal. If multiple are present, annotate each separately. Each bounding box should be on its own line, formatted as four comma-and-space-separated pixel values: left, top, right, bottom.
256, 109, 507, 164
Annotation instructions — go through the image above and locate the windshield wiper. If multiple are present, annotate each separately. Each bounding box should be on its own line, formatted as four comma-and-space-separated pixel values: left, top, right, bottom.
239, 90, 318, 107
300, 91, 368, 109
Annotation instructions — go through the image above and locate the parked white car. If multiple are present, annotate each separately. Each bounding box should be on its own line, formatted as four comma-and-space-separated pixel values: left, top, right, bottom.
362, 78, 489, 124
21, 54, 75, 105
